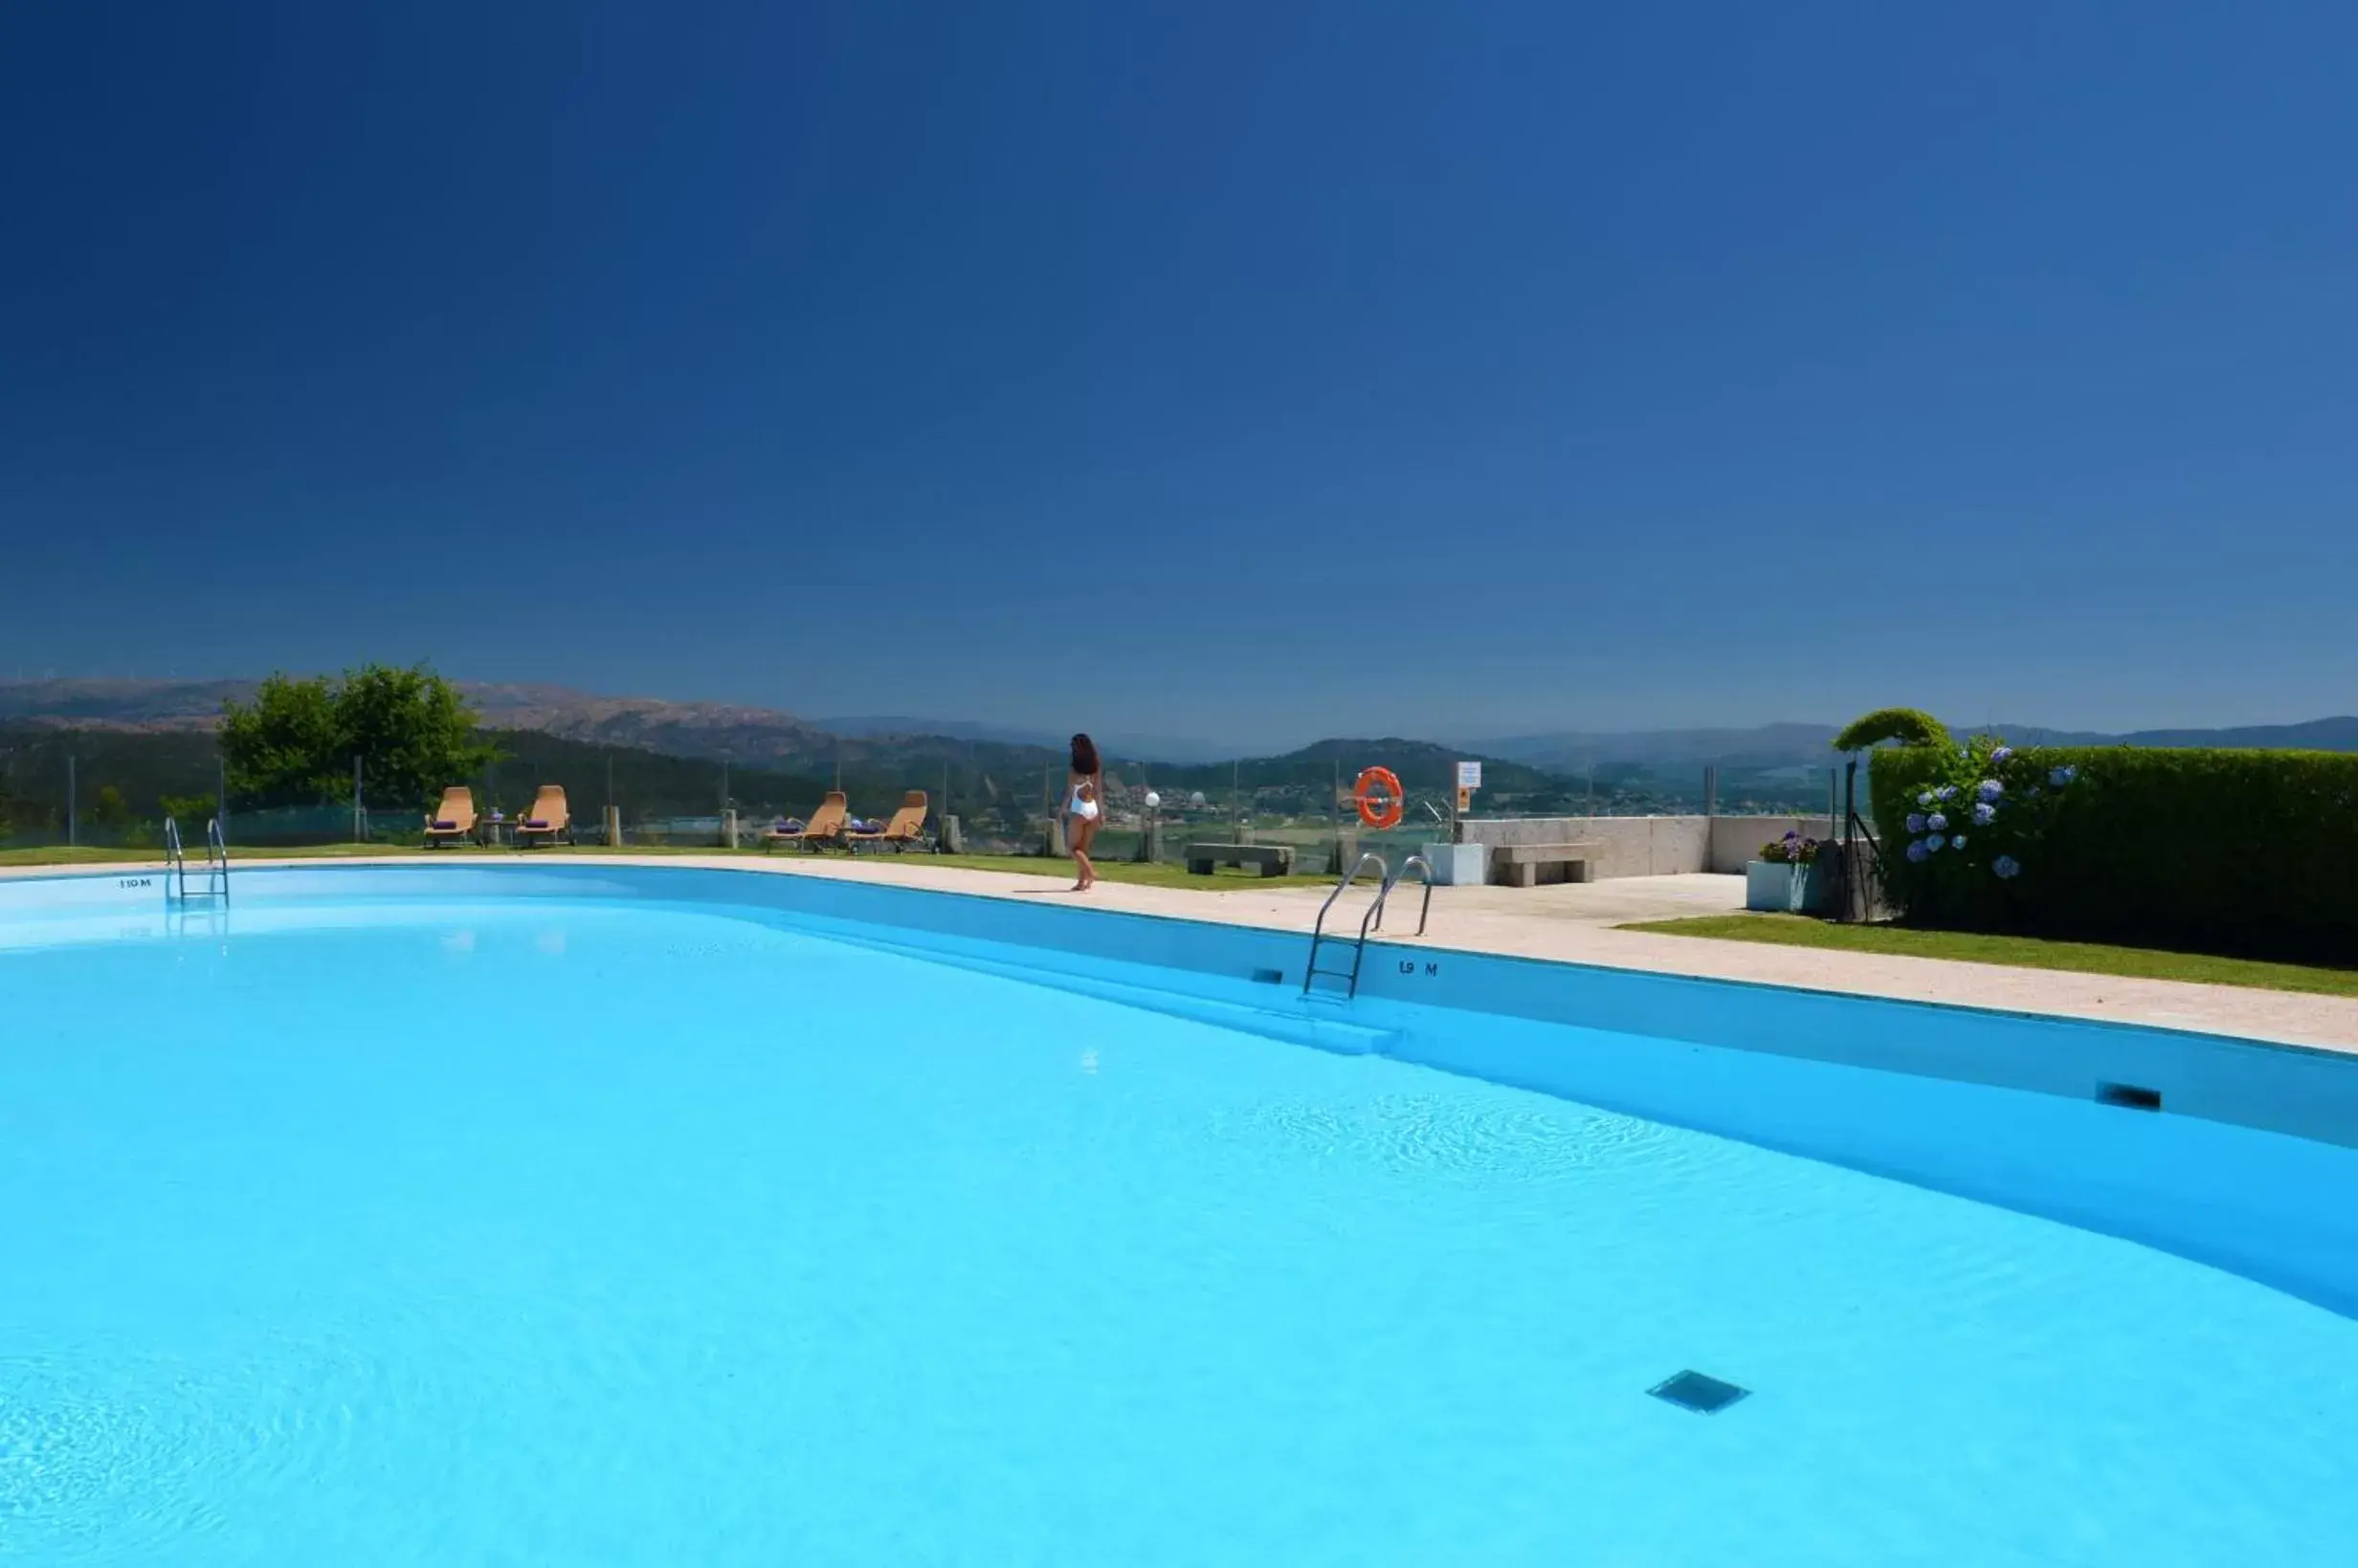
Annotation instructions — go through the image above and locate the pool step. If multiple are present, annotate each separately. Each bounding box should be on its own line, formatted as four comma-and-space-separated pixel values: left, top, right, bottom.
815, 930, 1402, 1057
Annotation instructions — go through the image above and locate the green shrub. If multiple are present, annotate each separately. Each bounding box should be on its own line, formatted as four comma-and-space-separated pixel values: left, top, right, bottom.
158, 794, 220, 826
1872, 742, 2358, 963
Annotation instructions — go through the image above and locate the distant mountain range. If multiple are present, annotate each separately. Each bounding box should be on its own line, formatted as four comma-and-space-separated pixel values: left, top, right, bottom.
810, 716, 1233, 764
5, 678, 2354, 776
1464, 718, 2358, 770
1463, 723, 1850, 770
0, 682, 1222, 763
0, 677, 259, 729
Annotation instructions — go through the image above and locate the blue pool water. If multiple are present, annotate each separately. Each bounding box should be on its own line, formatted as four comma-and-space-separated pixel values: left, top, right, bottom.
5, 877, 2358, 1565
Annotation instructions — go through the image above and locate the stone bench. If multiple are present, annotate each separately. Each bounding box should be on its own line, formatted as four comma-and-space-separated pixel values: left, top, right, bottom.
1186, 842, 1295, 877
1489, 841, 1599, 887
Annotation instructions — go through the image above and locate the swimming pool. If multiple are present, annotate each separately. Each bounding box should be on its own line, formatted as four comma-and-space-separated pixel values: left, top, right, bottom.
5, 865, 2357, 1565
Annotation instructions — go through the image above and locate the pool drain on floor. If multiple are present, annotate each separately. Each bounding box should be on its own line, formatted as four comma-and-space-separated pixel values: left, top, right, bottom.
1648, 1371, 1749, 1414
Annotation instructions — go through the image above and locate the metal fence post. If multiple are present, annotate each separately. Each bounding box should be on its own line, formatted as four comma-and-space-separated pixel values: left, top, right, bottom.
67, 753, 76, 847
1331, 758, 1341, 863
353, 756, 364, 843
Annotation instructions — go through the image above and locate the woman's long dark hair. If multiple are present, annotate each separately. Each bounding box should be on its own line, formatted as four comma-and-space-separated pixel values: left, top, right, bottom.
1070, 733, 1100, 776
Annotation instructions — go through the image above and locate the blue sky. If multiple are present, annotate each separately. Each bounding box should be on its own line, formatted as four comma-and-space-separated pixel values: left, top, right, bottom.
3, 2, 2352, 748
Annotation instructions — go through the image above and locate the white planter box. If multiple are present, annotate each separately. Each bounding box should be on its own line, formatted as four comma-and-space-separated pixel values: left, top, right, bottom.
1746, 859, 1825, 914
1420, 842, 1488, 887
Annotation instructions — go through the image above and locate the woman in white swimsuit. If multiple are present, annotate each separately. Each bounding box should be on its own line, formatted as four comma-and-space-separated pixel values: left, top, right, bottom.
1066, 732, 1103, 892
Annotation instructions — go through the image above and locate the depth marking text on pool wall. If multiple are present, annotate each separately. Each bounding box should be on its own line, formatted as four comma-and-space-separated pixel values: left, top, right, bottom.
1397, 961, 1440, 977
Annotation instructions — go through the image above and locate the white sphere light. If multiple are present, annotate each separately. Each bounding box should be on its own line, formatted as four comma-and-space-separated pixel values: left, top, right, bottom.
1144, 791, 1161, 808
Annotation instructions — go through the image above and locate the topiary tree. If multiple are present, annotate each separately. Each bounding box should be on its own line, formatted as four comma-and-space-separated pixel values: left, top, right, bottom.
1832, 707, 1948, 752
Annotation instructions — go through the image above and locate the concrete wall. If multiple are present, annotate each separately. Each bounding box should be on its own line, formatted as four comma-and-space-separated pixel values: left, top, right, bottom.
1455, 814, 1835, 878
1707, 814, 1837, 874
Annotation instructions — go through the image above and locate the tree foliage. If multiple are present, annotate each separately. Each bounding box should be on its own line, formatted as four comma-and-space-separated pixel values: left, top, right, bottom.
220, 674, 343, 806
1832, 707, 1948, 752
89, 784, 131, 828
221, 664, 498, 810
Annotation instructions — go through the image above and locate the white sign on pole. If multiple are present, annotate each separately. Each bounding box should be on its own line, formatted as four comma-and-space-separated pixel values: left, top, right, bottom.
1456, 761, 1482, 791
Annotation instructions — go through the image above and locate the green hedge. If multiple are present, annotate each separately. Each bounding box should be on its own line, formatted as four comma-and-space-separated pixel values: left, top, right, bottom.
1871, 744, 2358, 963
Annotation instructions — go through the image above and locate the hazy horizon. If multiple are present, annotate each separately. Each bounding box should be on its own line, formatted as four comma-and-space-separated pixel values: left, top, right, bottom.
4, 671, 2353, 764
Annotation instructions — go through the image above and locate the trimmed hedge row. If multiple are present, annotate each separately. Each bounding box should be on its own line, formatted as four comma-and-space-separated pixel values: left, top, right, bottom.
1871, 744, 2358, 963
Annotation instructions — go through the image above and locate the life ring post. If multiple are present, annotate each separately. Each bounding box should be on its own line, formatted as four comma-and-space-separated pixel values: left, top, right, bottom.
1352, 766, 1405, 831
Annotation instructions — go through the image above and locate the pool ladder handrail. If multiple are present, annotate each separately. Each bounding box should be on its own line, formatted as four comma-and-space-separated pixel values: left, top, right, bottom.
1302, 850, 1433, 998
1390, 852, 1435, 939
163, 816, 231, 903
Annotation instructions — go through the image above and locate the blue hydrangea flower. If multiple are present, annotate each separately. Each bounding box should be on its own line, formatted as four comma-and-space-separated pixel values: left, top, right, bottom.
1906, 839, 1929, 863
1993, 854, 2021, 879
1936, 784, 1957, 800
1950, 834, 1968, 850
1905, 812, 1926, 833
1926, 812, 1948, 831
1917, 790, 1934, 806
1976, 779, 2004, 802
1971, 802, 1996, 826
1925, 833, 1946, 851
1991, 745, 2013, 764
2050, 765, 2077, 786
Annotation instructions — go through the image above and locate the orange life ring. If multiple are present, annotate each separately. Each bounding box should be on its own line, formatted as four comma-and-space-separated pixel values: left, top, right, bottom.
1353, 766, 1404, 830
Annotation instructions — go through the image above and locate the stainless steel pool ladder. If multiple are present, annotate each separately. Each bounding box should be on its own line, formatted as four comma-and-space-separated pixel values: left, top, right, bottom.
164, 816, 231, 904
1302, 850, 1433, 999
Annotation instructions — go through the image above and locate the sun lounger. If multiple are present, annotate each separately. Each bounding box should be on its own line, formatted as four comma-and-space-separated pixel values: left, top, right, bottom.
513, 784, 573, 848
847, 790, 931, 852
423, 787, 477, 850
765, 791, 849, 851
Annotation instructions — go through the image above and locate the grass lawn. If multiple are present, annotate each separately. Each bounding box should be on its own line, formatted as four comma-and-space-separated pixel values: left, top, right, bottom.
1622, 913, 2358, 1000
0, 842, 1338, 891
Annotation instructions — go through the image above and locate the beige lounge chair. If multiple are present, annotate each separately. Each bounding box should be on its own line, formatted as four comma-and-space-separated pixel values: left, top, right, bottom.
847, 790, 930, 852
765, 790, 849, 851
513, 784, 573, 848
423, 787, 477, 850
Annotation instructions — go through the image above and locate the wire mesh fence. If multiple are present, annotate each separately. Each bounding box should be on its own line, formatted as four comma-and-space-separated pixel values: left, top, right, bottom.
2, 724, 1852, 871
0, 731, 225, 851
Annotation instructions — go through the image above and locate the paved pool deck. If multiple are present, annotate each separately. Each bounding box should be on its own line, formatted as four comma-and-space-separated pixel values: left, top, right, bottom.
10, 852, 2356, 1052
